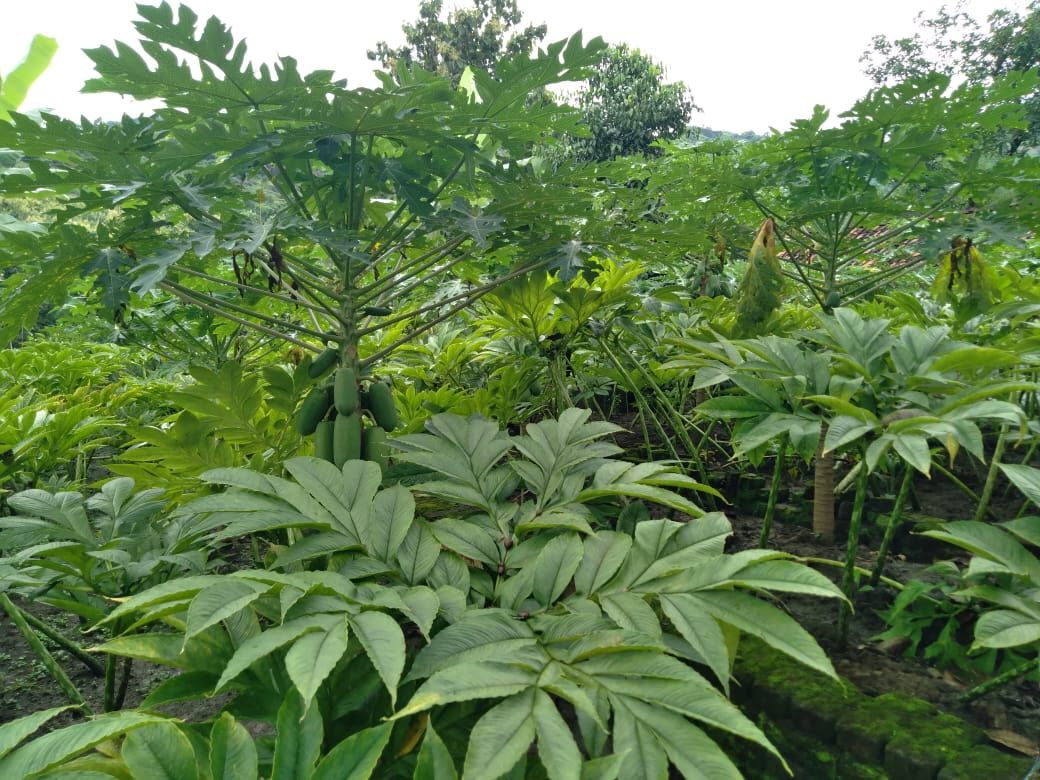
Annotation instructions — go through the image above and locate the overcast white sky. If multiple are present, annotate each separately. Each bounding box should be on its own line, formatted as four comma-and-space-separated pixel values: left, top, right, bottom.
1, 0, 1028, 132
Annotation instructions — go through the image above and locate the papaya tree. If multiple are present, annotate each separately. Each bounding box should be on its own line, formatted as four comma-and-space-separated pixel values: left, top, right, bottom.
0, 2, 608, 462
648, 71, 1040, 309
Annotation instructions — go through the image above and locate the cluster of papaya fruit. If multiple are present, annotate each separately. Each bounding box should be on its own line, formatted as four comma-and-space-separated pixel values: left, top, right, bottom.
294, 348, 398, 473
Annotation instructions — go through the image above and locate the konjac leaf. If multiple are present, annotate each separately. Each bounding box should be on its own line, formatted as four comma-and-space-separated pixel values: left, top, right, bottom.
395, 663, 537, 719
285, 616, 351, 710
351, 610, 406, 707
532, 533, 583, 606
413, 722, 458, 780
369, 485, 415, 563
210, 713, 258, 780
122, 721, 198, 780
461, 690, 536, 780
312, 722, 392, 780
0, 712, 166, 778
532, 689, 582, 780
272, 691, 322, 780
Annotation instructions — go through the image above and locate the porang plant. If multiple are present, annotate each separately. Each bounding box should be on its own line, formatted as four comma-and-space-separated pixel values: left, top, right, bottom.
0, 411, 845, 778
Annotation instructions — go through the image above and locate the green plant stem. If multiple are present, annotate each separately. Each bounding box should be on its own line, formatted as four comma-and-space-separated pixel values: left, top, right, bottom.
360, 260, 549, 369
114, 657, 133, 710
759, 439, 789, 547
837, 453, 870, 648
869, 466, 914, 587
601, 334, 713, 496
163, 281, 331, 343
974, 425, 1008, 523
103, 653, 117, 712
799, 557, 904, 590
15, 605, 104, 676
160, 283, 322, 353
0, 593, 90, 712
958, 658, 1036, 702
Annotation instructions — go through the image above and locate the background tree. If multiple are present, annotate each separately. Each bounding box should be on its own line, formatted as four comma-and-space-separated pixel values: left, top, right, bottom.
569, 43, 695, 161
368, 0, 546, 86
862, 1, 1040, 153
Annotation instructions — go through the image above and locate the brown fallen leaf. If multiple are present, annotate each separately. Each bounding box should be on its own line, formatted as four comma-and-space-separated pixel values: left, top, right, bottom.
985, 728, 1037, 757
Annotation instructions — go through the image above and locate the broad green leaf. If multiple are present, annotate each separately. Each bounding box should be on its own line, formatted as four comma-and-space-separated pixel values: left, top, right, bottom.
921, 521, 1040, 581
600, 675, 780, 763
122, 722, 198, 780
351, 610, 406, 706
210, 713, 258, 780
184, 579, 268, 642
370, 486, 415, 563
101, 575, 223, 625
682, 591, 836, 679
806, 396, 878, 424
695, 396, 772, 419
312, 722, 392, 780
600, 593, 660, 637
142, 672, 219, 708
659, 594, 730, 689
396, 663, 537, 719
0, 706, 74, 761
413, 722, 458, 780
95, 631, 232, 673
533, 690, 582, 780
285, 616, 351, 709
822, 415, 873, 454
611, 695, 667, 780
430, 518, 500, 566
216, 615, 339, 691
397, 521, 442, 585
580, 755, 625, 780
0, 712, 165, 778
462, 690, 536, 780
272, 691, 322, 780
724, 560, 846, 600
574, 532, 632, 596
407, 611, 536, 680
619, 696, 742, 779
1003, 516, 1040, 548
532, 534, 583, 606
1000, 464, 1040, 508
892, 434, 931, 476
400, 586, 441, 639
937, 382, 1039, 415
973, 610, 1040, 650
283, 457, 380, 543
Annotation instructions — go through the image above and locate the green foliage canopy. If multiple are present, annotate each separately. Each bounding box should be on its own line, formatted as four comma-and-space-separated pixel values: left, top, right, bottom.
368, 0, 547, 86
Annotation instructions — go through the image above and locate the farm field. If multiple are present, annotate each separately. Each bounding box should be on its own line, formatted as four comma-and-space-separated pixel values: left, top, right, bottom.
0, 2, 1038, 778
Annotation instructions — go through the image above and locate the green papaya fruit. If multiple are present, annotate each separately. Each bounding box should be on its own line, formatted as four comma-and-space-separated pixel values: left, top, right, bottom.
334, 367, 359, 415
333, 412, 361, 466
366, 381, 399, 432
308, 348, 339, 378
315, 420, 335, 462
295, 387, 331, 436
824, 291, 841, 309
362, 305, 392, 316
361, 425, 390, 474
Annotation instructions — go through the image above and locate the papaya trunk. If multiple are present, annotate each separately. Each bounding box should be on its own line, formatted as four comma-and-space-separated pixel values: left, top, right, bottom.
813, 424, 835, 543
